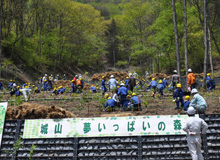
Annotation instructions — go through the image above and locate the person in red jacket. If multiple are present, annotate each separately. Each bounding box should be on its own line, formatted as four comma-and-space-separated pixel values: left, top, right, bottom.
187, 69, 196, 89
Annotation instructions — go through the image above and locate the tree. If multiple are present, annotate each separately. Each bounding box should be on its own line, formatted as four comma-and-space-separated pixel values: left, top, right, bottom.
172, 0, 181, 78
202, 0, 208, 88
184, 0, 188, 86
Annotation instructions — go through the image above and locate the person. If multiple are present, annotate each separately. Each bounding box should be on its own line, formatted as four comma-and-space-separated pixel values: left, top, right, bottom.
206, 73, 212, 91
128, 73, 136, 92
188, 68, 196, 89
124, 95, 131, 109
50, 74, 54, 80
42, 74, 48, 84
52, 87, 58, 95
162, 78, 168, 88
184, 95, 191, 111
8, 80, 13, 89
34, 87, 40, 93
43, 80, 48, 91
117, 83, 128, 110
125, 77, 129, 90
76, 78, 82, 93
101, 76, 107, 96
133, 71, 138, 78
130, 93, 141, 111
90, 85, 97, 93
21, 87, 32, 101
108, 75, 117, 91
57, 86, 65, 94
63, 74, 67, 80
158, 80, 165, 97
71, 80, 75, 93
173, 83, 184, 114
183, 107, 208, 160
190, 89, 207, 114
0, 80, 3, 90
171, 70, 180, 88
149, 78, 157, 97
210, 77, 216, 90
48, 77, 53, 90
104, 93, 109, 99
104, 97, 115, 112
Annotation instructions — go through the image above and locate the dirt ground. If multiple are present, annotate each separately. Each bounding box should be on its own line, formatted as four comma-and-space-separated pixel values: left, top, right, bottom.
4, 88, 220, 119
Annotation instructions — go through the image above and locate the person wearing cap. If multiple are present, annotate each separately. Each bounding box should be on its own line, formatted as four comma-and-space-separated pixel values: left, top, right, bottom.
108, 75, 117, 91
210, 77, 216, 90
206, 73, 212, 91
34, 87, 40, 93
8, 80, 13, 89
171, 70, 180, 88
184, 95, 191, 111
149, 78, 157, 97
183, 107, 208, 160
128, 73, 136, 92
90, 84, 96, 93
125, 77, 130, 90
101, 76, 107, 96
158, 80, 165, 97
130, 93, 141, 111
104, 97, 115, 112
117, 83, 128, 110
162, 78, 168, 88
57, 86, 65, 94
173, 83, 184, 113
190, 89, 207, 114
43, 80, 48, 91
188, 68, 196, 89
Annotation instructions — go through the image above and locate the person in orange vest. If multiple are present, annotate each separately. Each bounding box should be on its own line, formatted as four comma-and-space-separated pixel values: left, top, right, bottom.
187, 69, 196, 90
76, 78, 82, 93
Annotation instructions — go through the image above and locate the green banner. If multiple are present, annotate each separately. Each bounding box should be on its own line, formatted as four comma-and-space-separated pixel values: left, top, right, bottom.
23, 115, 198, 139
0, 102, 8, 147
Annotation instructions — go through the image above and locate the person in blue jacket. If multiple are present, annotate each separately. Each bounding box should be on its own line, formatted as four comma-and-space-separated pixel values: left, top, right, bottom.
173, 83, 184, 114
101, 76, 107, 96
206, 73, 212, 91
158, 80, 165, 97
184, 95, 190, 111
8, 80, 13, 89
125, 77, 129, 90
162, 78, 168, 88
0, 81, 3, 90
104, 97, 115, 112
71, 80, 75, 93
15, 89, 21, 97
130, 93, 141, 111
57, 86, 65, 94
210, 78, 216, 90
90, 84, 97, 93
43, 80, 48, 91
117, 83, 128, 110
150, 78, 157, 97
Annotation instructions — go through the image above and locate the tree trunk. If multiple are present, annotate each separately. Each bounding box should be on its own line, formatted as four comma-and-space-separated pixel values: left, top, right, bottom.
202, 0, 208, 89
208, 28, 213, 76
184, 0, 188, 87
172, 0, 181, 79
0, 0, 3, 79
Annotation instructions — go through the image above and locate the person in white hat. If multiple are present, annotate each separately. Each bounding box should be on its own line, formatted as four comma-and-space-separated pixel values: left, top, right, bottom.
190, 89, 207, 114
108, 75, 117, 91
117, 83, 128, 110
183, 107, 208, 160
188, 68, 196, 89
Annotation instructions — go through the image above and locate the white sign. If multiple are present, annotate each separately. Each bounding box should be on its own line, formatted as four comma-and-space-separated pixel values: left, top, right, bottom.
23, 115, 196, 139
0, 102, 8, 146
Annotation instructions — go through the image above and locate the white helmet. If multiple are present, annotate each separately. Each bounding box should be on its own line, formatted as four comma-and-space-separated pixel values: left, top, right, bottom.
173, 70, 177, 73
188, 68, 192, 72
45, 74, 47, 76
187, 107, 195, 115
75, 75, 78, 77
120, 83, 125, 86
129, 73, 133, 77
110, 75, 114, 78
191, 89, 198, 94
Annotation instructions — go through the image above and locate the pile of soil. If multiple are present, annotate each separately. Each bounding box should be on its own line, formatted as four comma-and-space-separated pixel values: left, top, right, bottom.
54, 80, 90, 90
91, 72, 129, 81
6, 103, 76, 119
54, 80, 72, 88
147, 73, 169, 79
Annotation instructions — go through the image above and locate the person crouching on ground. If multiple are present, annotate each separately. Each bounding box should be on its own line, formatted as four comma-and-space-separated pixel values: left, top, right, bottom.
184, 95, 190, 112
90, 84, 97, 93
104, 97, 115, 112
173, 83, 184, 114
183, 107, 208, 160
190, 89, 207, 114
130, 93, 141, 111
